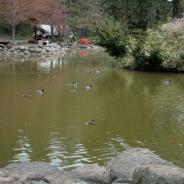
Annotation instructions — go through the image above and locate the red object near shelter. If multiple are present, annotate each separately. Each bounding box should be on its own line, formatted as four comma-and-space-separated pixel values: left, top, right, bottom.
80, 38, 90, 45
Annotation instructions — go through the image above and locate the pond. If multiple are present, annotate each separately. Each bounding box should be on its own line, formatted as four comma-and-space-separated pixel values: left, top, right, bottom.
0, 51, 184, 170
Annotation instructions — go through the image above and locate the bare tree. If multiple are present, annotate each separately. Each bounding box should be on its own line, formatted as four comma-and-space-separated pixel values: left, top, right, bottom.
0, 0, 31, 41
0, 0, 64, 41
29, 0, 64, 40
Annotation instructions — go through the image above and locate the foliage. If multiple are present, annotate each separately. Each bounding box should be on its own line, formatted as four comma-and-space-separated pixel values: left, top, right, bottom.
96, 18, 128, 58
122, 28, 184, 72
0, 0, 64, 40
61, 0, 104, 36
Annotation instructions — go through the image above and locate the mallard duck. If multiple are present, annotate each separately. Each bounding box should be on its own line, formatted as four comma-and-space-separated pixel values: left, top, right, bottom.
65, 81, 75, 86
85, 85, 93, 90
36, 89, 45, 96
72, 82, 78, 89
163, 80, 171, 85
22, 91, 31, 97
84, 119, 96, 126
96, 69, 101, 74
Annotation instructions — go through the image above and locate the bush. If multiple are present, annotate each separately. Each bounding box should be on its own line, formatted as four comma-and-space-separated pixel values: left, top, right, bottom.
96, 18, 128, 58
96, 19, 184, 72
127, 29, 184, 72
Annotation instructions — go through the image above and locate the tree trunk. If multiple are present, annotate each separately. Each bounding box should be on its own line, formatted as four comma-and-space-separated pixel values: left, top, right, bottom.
147, 10, 150, 28
173, 0, 182, 18
51, 25, 54, 41
123, 0, 128, 21
33, 25, 37, 41
12, 25, 16, 41
12, 0, 16, 41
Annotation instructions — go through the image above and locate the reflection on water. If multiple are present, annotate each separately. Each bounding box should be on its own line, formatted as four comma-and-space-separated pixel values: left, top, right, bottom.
0, 52, 184, 169
37, 58, 63, 73
47, 131, 92, 169
10, 130, 32, 163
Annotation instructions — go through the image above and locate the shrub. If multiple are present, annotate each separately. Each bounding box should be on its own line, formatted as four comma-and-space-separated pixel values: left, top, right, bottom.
130, 29, 184, 72
96, 18, 128, 58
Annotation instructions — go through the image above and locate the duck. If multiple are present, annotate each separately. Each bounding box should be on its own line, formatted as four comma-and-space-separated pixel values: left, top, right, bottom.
163, 80, 171, 85
84, 119, 96, 126
96, 69, 101, 74
22, 91, 31, 97
85, 85, 93, 91
72, 81, 79, 89
36, 89, 45, 96
65, 81, 75, 86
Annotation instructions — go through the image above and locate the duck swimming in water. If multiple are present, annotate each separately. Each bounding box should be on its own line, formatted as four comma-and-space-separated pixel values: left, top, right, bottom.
85, 85, 93, 91
84, 119, 96, 126
22, 91, 31, 97
96, 69, 101, 74
36, 89, 45, 96
65, 81, 75, 86
163, 80, 171, 85
72, 81, 79, 89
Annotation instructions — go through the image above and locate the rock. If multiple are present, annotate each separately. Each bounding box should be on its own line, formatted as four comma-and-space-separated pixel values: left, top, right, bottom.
9, 48, 15, 52
0, 170, 4, 177
24, 51, 30, 55
45, 48, 50, 52
34, 48, 42, 53
6, 44, 12, 49
46, 171, 76, 184
24, 176, 50, 184
3, 162, 59, 179
112, 178, 130, 184
28, 48, 36, 53
131, 164, 184, 184
105, 148, 171, 183
0, 44, 5, 49
0, 176, 14, 182
2, 162, 82, 184
73, 164, 107, 183
16, 46, 28, 51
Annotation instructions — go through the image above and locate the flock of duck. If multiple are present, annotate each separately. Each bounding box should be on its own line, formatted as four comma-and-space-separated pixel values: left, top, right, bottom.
65, 81, 93, 92
22, 89, 45, 97
21, 70, 171, 127
65, 69, 101, 92
22, 69, 101, 126
65, 69, 101, 126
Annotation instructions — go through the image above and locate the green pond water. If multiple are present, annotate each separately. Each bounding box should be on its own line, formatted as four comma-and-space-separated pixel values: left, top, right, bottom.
0, 51, 184, 169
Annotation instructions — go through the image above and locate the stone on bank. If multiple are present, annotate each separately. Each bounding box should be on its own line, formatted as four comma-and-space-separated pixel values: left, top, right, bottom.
105, 148, 172, 183
131, 164, 184, 184
0, 148, 184, 184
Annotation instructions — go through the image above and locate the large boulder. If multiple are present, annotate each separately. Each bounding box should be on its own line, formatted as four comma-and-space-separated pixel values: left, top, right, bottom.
131, 164, 184, 184
3, 162, 59, 177
1, 162, 100, 184
72, 164, 107, 183
0, 44, 5, 49
105, 148, 171, 183
2, 162, 76, 184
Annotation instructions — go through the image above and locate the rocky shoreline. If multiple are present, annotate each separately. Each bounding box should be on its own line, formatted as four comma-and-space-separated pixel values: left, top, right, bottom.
0, 43, 65, 58
0, 42, 103, 59
0, 148, 184, 184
